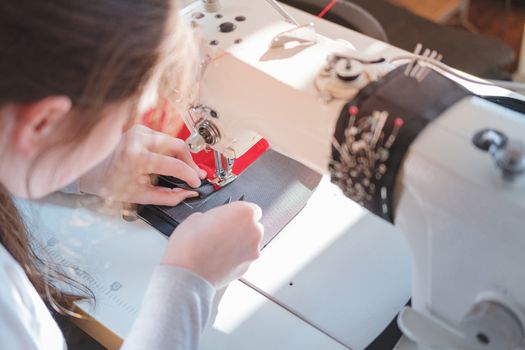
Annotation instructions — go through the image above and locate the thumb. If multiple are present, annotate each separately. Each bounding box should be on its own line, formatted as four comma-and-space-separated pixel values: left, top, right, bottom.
134, 185, 199, 206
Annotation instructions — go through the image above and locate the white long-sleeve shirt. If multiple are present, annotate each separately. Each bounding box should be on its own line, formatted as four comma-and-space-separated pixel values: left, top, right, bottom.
0, 243, 215, 350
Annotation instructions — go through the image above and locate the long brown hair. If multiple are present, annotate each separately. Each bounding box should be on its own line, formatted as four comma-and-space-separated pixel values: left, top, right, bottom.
0, 184, 94, 314
0, 0, 197, 314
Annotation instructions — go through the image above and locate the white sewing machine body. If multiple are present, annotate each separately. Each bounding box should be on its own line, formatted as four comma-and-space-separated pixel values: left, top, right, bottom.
395, 98, 525, 349
181, 0, 393, 169
181, 1, 525, 349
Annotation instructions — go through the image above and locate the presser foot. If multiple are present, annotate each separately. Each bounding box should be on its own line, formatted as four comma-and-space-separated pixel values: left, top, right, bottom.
210, 149, 238, 187
209, 174, 237, 187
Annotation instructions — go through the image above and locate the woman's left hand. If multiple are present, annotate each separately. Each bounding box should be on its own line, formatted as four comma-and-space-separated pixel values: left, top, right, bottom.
79, 125, 207, 206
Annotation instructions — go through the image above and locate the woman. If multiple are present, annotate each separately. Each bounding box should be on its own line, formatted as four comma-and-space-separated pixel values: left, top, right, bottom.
0, 0, 263, 349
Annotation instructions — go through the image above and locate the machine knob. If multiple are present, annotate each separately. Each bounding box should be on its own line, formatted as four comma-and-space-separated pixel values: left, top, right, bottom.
473, 129, 524, 182
186, 119, 221, 153
186, 131, 207, 153
334, 58, 363, 82
472, 129, 507, 152
494, 140, 525, 182
218, 22, 236, 33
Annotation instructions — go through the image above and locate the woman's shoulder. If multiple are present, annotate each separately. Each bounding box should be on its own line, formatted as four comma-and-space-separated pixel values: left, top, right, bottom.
0, 244, 65, 350
0, 244, 34, 299
0, 244, 30, 300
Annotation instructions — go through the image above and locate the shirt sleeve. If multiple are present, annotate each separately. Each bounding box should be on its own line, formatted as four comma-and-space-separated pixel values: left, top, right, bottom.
121, 265, 216, 350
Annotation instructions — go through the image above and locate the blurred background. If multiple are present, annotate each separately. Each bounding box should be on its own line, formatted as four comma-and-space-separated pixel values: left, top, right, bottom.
390, 0, 525, 78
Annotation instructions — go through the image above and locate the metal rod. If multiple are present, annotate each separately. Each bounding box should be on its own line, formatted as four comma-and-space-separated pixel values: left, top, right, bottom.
214, 150, 225, 178
265, 0, 300, 26
226, 157, 235, 174
239, 278, 351, 349
201, 0, 221, 13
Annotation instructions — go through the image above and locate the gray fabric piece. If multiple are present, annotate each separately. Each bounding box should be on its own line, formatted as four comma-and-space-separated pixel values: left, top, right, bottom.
122, 266, 215, 350
141, 150, 322, 247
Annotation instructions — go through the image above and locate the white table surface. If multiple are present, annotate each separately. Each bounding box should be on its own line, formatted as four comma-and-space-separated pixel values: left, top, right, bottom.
22, 174, 411, 350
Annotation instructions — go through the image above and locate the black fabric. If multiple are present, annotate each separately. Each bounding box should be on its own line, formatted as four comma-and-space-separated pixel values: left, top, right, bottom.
365, 299, 411, 350
157, 176, 215, 199
483, 96, 525, 115
330, 65, 471, 223
365, 311, 403, 350
139, 150, 322, 248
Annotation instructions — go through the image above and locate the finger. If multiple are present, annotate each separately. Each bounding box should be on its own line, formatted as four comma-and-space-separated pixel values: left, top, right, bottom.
223, 201, 263, 222
146, 153, 201, 188
145, 134, 205, 178
245, 202, 263, 222
131, 124, 156, 135
133, 185, 199, 206
198, 168, 208, 179
256, 222, 265, 250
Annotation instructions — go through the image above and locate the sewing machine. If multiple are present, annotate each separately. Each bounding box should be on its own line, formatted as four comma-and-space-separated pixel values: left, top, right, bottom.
179, 1, 525, 349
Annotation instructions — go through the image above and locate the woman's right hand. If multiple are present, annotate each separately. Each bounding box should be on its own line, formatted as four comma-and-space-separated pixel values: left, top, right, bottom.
160, 202, 264, 289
